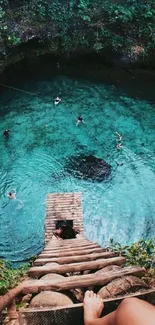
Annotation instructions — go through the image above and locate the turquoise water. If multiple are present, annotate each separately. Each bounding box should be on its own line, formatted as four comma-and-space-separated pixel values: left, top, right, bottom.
0, 74, 155, 263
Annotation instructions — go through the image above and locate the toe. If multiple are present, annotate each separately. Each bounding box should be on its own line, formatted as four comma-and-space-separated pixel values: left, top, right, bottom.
85, 290, 91, 298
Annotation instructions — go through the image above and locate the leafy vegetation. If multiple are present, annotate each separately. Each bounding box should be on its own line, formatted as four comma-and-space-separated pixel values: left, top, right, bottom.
0, 259, 31, 296
0, 0, 155, 64
109, 238, 155, 269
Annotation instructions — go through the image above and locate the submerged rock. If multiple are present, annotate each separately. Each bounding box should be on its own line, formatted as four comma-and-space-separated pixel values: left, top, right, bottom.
64, 154, 111, 182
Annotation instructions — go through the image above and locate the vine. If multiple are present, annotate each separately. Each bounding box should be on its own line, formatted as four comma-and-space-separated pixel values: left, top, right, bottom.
0, 0, 155, 63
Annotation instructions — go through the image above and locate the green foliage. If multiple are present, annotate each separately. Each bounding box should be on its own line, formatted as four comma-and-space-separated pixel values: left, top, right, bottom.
109, 238, 155, 269
7, 34, 21, 45
0, 259, 31, 295
0, 0, 155, 62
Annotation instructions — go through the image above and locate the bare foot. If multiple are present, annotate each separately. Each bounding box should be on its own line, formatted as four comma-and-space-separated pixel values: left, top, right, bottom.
84, 290, 104, 325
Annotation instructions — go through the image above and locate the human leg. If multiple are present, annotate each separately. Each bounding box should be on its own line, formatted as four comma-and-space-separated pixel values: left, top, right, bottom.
83, 290, 155, 325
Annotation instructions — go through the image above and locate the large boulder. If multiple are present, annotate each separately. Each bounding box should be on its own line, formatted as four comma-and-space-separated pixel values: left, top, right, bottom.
30, 291, 73, 308
40, 274, 64, 281
97, 276, 150, 299
64, 154, 111, 182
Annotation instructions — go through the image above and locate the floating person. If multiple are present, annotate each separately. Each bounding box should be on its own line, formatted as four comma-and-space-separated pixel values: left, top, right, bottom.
117, 161, 124, 166
115, 132, 122, 141
83, 290, 155, 325
3, 129, 10, 137
117, 143, 123, 150
54, 97, 61, 106
7, 190, 16, 199
115, 132, 123, 149
6, 190, 23, 208
76, 115, 84, 126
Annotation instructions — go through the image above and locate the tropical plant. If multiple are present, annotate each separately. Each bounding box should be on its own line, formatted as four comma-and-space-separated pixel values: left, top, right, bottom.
109, 238, 155, 269
0, 259, 31, 296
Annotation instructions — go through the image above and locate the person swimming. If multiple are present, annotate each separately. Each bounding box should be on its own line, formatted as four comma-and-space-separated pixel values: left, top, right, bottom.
7, 191, 16, 199
115, 132, 122, 141
117, 143, 123, 149
54, 97, 61, 106
76, 115, 84, 126
115, 132, 123, 149
3, 129, 10, 137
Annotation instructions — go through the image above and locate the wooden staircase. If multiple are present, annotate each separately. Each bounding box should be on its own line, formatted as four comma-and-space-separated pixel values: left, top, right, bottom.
1, 192, 154, 325
17, 192, 155, 325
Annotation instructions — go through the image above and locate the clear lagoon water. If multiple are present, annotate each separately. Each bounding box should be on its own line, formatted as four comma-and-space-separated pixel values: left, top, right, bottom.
0, 73, 155, 263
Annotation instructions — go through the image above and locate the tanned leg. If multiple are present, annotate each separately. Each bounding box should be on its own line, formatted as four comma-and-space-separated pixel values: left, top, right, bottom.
83, 291, 155, 325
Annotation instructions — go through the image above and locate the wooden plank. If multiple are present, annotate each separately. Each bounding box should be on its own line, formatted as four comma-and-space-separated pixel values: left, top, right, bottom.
46, 201, 81, 204
47, 194, 81, 198
46, 193, 82, 200
46, 207, 83, 210
46, 207, 81, 209
44, 241, 98, 247
46, 202, 81, 205
45, 235, 89, 245
45, 241, 92, 248
46, 237, 87, 244
46, 215, 82, 219
46, 212, 83, 215
42, 246, 100, 254
34, 251, 116, 266
46, 221, 83, 226
28, 256, 126, 276
24, 266, 144, 293
45, 241, 87, 247
47, 197, 81, 199
38, 247, 106, 258
43, 244, 100, 252
45, 242, 89, 249
46, 210, 82, 213
47, 192, 81, 196
46, 202, 81, 206
45, 193, 83, 241
45, 235, 88, 245
47, 196, 81, 200
46, 217, 83, 220
46, 216, 83, 221
45, 242, 89, 248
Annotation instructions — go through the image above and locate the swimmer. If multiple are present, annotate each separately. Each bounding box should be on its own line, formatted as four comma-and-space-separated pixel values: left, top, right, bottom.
76, 115, 84, 126
117, 143, 123, 149
3, 129, 10, 137
115, 132, 122, 141
117, 162, 124, 166
54, 97, 61, 106
7, 191, 16, 199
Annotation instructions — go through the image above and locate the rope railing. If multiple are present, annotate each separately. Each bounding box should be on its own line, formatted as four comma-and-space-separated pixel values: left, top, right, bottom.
0, 284, 23, 312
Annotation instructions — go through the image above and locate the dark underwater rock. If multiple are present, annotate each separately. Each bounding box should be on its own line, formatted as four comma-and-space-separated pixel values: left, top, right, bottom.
64, 154, 111, 182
